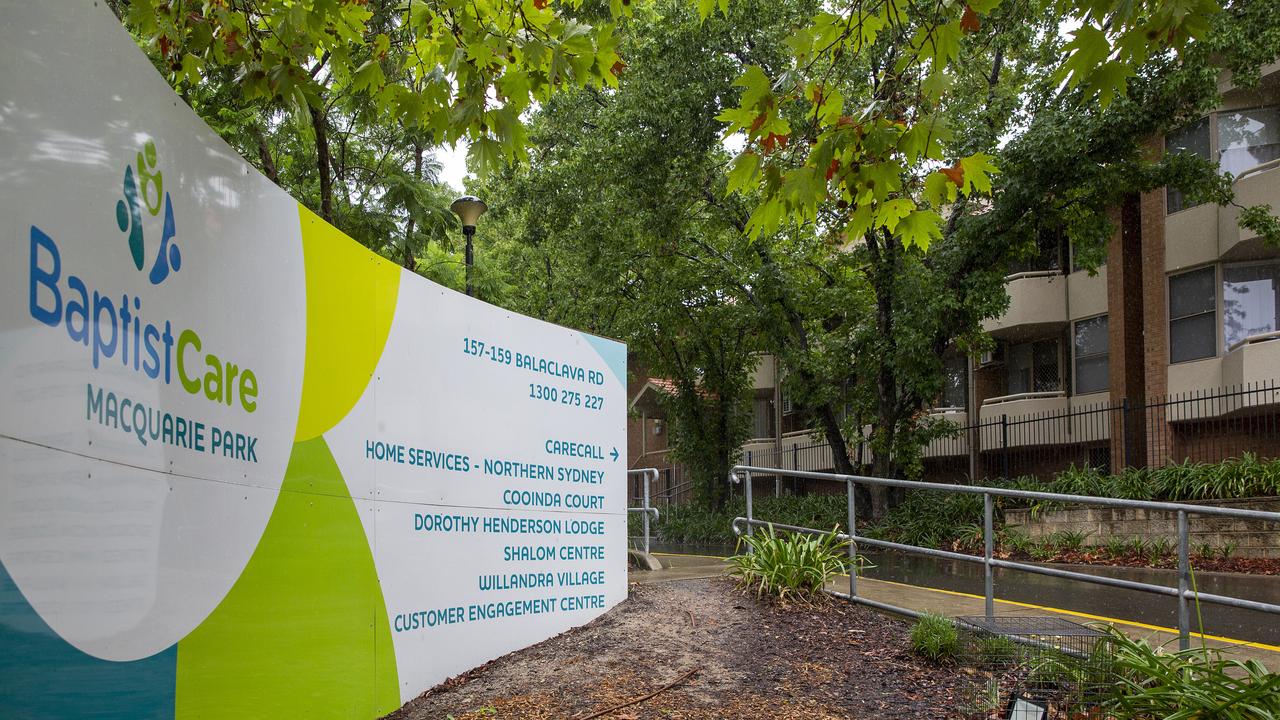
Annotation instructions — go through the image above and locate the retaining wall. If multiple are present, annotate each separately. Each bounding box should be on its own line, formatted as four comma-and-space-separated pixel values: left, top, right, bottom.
1004, 498, 1280, 558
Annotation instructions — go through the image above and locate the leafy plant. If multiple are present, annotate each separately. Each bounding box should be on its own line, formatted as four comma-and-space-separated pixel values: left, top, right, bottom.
1105, 535, 1132, 557
1102, 628, 1280, 720
1219, 541, 1239, 560
727, 525, 849, 602
910, 613, 960, 663
1053, 530, 1092, 553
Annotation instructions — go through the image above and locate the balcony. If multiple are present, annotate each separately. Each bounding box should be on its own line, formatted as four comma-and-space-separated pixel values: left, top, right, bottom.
981, 271, 1068, 339
1223, 332, 1280, 388
1220, 160, 1280, 260
979, 391, 1070, 449
923, 408, 969, 458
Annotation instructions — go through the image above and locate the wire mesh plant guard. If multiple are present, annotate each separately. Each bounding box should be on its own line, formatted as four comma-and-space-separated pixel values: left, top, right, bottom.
957, 616, 1115, 715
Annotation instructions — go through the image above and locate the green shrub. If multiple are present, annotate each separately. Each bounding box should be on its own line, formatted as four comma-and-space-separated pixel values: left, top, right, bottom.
910, 612, 960, 663
1103, 629, 1280, 719
726, 525, 849, 602
976, 633, 1021, 668
639, 494, 850, 545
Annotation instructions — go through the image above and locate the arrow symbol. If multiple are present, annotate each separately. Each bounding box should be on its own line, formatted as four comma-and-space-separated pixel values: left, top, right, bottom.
610, 446, 619, 462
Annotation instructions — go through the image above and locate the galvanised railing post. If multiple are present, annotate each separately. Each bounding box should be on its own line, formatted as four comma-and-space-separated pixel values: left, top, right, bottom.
984, 492, 994, 618
1178, 510, 1190, 650
847, 478, 857, 601
643, 469, 653, 555
744, 469, 754, 554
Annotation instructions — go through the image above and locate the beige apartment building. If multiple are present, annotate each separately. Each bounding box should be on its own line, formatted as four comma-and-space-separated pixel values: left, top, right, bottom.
630, 63, 1280, 497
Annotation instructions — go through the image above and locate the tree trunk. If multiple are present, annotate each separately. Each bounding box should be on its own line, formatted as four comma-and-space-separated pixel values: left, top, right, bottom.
309, 104, 334, 223
253, 124, 279, 184
403, 142, 423, 270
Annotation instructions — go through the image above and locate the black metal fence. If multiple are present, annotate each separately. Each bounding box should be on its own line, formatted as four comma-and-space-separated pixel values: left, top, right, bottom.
738, 383, 1280, 488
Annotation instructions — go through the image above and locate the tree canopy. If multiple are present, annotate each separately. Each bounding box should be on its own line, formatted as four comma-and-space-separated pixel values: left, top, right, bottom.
116, 0, 1280, 512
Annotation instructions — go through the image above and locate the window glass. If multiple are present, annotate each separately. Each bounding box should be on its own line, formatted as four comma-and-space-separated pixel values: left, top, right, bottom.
1169, 267, 1217, 363
1007, 343, 1032, 395
1169, 266, 1215, 320
940, 354, 967, 408
1074, 316, 1109, 394
1032, 340, 1061, 392
1005, 340, 1060, 395
1166, 117, 1210, 213
1223, 262, 1280, 349
1008, 230, 1065, 275
1218, 107, 1280, 177
750, 390, 775, 439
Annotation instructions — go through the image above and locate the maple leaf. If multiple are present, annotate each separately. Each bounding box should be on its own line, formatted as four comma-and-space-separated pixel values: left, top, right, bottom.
960, 5, 980, 34
761, 132, 788, 154
826, 159, 839, 181
940, 163, 964, 187
611, 59, 627, 77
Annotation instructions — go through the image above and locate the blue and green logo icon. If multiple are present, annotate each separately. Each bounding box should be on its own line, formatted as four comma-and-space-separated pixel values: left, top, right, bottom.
116, 139, 181, 284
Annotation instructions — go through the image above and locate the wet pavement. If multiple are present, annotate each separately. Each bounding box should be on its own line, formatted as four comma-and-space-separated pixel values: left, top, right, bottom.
628, 546, 1280, 670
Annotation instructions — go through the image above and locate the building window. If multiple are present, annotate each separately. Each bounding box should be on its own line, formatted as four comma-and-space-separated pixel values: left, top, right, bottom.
1007, 339, 1060, 395
1169, 266, 1217, 363
750, 389, 775, 439
1008, 229, 1066, 276
1166, 117, 1210, 214
1223, 261, 1280, 349
1217, 107, 1280, 178
1073, 315, 1109, 395
939, 354, 968, 409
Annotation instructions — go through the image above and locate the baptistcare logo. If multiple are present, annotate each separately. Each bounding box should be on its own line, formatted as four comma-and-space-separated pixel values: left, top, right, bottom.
116, 139, 182, 284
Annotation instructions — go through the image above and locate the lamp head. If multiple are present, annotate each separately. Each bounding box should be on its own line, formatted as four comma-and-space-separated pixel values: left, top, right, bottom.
450, 195, 488, 233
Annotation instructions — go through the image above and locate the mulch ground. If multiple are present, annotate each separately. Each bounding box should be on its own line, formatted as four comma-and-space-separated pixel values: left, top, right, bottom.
385, 577, 993, 720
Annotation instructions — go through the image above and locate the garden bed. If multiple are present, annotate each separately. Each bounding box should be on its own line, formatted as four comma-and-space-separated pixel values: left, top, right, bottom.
384, 577, 991, 719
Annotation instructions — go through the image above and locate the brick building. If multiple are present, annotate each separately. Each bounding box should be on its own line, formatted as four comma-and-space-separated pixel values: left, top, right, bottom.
639, 62, 1280, 489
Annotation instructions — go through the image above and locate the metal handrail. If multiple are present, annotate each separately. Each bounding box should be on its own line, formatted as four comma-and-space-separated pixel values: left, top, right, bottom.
1234, 157, 1280, 183
729, 464, 1280, 650
627, 468, 659, 554
1227, 330, 1280, 353
982, 390, 1067, 406
1002, 269, 1063, 282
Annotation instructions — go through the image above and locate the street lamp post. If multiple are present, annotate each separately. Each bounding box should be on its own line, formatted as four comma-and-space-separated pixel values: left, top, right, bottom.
450, 195, 488, 297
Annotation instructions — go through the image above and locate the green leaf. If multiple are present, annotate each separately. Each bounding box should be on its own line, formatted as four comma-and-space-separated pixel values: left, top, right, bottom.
467, 136, 504, 176
923, 171, 958, 207
958, 153, 999, 195
895, 209, 943, 251
727, 152, 761, 195
876, 198, 916, 232
1057, 24, 1110, 92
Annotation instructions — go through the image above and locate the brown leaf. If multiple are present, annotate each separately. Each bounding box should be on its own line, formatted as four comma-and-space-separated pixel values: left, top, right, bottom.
941, 163, 965, 186
960, 5, 980, 33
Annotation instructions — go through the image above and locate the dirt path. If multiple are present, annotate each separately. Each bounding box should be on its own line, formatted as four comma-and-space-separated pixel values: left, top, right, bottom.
386, 578, 988, 719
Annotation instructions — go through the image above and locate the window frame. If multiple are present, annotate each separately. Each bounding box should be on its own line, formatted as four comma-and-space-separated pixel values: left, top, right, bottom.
937, 353, 969, 410
1165, 115, 1212, 215
1005, 338, 1063, 396
1215, 105, 1280, 179
1072, 314, 1110, 396
1166, 104, 1280, 215
1221, 258, 1280, 351
1168, 265, 1219, 364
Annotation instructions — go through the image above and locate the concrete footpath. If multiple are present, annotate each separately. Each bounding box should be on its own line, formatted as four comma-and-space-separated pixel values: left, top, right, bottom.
629, 552, 1280, 671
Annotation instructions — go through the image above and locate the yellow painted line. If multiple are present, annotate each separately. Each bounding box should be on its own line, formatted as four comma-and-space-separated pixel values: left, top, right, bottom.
840, 574, 1280, 654
652, 551, 1280, 654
